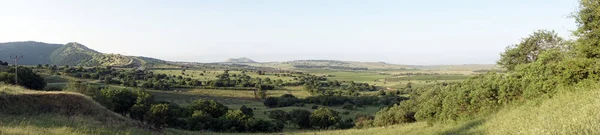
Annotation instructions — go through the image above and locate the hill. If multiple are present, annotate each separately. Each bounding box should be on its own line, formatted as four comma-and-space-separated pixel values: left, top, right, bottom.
0, 41, 169, 67
50, 42, 133, 66
0, 84, 150, 134
0, 41, 63, 65
225, 57, 257, 63
243, 60, 414, 70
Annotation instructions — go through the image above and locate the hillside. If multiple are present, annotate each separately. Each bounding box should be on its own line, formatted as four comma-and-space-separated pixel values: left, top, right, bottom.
0, 41, 167, 67
0, 41, 63, 65
295, 85, 600, 135
50, 42, 133, 66
0, 84, 150, 134
225, 57, 257, 63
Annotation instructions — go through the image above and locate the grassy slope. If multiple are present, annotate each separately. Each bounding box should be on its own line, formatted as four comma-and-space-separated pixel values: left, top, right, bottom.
0, 84, 150, 135
298, 86, 600, 135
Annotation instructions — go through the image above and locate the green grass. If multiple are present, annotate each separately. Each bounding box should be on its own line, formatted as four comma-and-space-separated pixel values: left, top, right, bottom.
0, 114, 150, 135
268, 86, 312, 98
384, 75, 469, 81
148, 89, 255, 105
151, 69, 297, 82
0, 84, 150, 135
42, 75, 69, 83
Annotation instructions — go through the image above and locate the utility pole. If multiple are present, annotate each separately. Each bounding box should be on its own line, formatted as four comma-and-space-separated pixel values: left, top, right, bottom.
10, 55, 23, 84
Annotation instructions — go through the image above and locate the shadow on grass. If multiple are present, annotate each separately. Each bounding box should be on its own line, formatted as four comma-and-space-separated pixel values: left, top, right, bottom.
439, 119, 486, 135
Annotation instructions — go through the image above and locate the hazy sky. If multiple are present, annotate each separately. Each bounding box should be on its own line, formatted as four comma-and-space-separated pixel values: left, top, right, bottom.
0, 0, 578, 65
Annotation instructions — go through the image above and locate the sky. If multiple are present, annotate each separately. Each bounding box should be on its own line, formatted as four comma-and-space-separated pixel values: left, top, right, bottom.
0, 0, 578, 65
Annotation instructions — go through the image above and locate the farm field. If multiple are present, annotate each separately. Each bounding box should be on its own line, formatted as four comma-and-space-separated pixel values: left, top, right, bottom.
152, 69, 297, 82
301, 69, 472, 89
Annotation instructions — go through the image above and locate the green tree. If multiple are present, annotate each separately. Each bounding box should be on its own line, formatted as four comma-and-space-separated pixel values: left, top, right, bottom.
267, 110, 289, 123
147, 104, 170, 128
497, 30, 565, 70
186, 99, 229, 118
310, 108, 341, 129
289, 109, 312, 128
186, 110, 213, 131
240, 105, 254, 117
222, 110, 251, 132
573, 0, 600, 58
100, 88, 137, 115
374, 104, 416, 126
263, 97, 278, 108
0, 66, 46, 90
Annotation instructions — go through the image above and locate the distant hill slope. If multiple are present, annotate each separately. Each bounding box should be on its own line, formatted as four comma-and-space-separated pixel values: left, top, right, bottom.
413, 64, 500, 71
245, 60, 412, 70
243, 60, 498, 71
50, 42, 133, 66
0, 41, 63, 65
0, 41, 169, 67
225, 57, 256, 63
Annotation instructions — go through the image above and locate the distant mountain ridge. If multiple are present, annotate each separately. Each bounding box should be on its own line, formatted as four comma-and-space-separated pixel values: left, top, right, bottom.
0, 41, 163, 67
225, 57, 256, 63
0, 41, 495, 70
0, 41, 63, 65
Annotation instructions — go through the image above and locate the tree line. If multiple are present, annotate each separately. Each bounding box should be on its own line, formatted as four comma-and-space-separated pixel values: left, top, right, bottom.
64, 82, 283, 133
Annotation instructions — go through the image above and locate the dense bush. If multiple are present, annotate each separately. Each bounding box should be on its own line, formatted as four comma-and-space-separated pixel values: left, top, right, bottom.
0, 66, 46, 90
310, 108, 341, 129
289, 109, 312, 129
185, 99, 229, 118
267, 110, 289, 123
240, 105, 254, 117
335, 118, 355, 129
147, 104, 170, 128
354, 114, 375, 129
263, 94, 300, 108
99, 88, 139, 115
374, 104, 416, 126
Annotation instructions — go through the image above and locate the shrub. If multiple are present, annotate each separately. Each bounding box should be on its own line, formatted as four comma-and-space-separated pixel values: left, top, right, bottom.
147, 104, 170, 128
186, 99, 229, 118
185, 110, 214, 130
310, 108, 341, 129
289, 109, 312, 128
263, 97, 278, 108
374, 104, 416, 126
267, 110, 289, 123
0, 66, 46, 90
240, 105, 254, 117
354, 114, 375, 129
335, 118, 355, 129
100, 88, 137, 115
